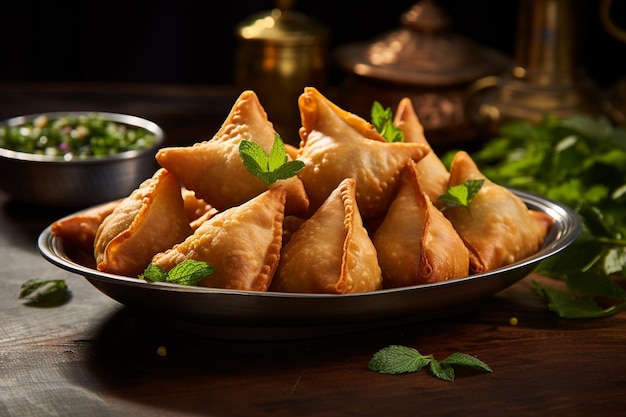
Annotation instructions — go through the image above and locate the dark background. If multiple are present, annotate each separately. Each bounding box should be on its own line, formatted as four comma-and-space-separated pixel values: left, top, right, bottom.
0, 0, 624, 90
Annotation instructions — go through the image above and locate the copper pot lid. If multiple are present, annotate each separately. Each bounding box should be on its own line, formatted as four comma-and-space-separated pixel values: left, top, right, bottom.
335, 0, 510, 86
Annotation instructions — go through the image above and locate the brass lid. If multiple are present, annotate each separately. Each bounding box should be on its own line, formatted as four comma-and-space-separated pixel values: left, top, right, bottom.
235, 0, 329, 46
335, 0, 510, 86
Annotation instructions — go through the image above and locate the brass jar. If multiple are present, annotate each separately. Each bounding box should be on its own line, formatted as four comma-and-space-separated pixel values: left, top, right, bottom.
235, 0, 329, 145
335, 0, 510, 146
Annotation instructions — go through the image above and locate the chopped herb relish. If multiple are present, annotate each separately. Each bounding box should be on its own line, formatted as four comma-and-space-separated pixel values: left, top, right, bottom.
0, 113, 159, 159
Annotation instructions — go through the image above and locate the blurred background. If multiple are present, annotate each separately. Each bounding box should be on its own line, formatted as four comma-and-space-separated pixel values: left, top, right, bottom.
1, 0, 625, 148
0, 0, 623, 89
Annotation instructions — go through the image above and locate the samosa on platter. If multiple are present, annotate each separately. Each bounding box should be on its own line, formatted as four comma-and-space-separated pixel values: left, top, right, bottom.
151, 186, 287, 292
373, 160, 469, 288
394, 97, 450, 207
296, 87, 430, 219
94, 168, 193, 277
271, 178, 382, 294
156, 90, 309, 215
443, 151, 553, 274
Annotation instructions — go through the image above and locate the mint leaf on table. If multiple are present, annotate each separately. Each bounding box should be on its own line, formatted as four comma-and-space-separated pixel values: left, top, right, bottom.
368, 345, 492, 381
239, 133, 305, 185
438, 179, 484, 210
371, 101, 404, 143
140, 260, 214, 286
19, 279, 71, 307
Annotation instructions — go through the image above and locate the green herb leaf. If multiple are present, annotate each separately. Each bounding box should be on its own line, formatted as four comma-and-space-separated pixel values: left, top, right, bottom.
371, 101, 404, 143
368, 345, 430, 374
239, 134, 305, 185
19, 279, 71, 307
140, 260, 214, 286
438, 179, 485, 209
141, 263, 168, 282
167, 259, 215, 286
440, 352, 493, 373
368, 345, 492, 381
429, 360, 455, 381
533, 281, 626, 318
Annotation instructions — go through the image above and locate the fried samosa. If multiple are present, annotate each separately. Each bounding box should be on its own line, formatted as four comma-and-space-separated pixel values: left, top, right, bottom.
271, 178, 383, 294
444, 151, 553, 273
181, 187, 218, 230
373, 161, 469, 287
394, 97, 450, 206
151, 186, 287, 291
94, 169, 193, 277
51, 199, 121, 254
297, 87, 430, 219
155, 90, 309, 215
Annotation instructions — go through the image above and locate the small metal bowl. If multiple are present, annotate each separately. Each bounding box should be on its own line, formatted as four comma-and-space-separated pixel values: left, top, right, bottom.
0, 111, 165, 207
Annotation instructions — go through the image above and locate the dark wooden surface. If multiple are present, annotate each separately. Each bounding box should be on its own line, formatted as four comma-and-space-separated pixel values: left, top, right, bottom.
1, 83, 626, 417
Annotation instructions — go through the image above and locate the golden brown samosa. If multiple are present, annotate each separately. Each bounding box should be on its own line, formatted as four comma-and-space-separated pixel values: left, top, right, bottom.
181, 187, 218, 230
394, 97, 450, 206
94, 169, 193, 277
271, 178, 382, 294
155, 90, 309, 215
444, 151, 553, 273
373, 161, 469, 287
297, 87, 430, 219
151, 186, 287, 292
51, 199, 121, 254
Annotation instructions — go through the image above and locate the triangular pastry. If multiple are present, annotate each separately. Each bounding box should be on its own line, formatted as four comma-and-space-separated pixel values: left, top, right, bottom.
373, 161, 469, 288
155, 90, 309, 215
151, 186, 287, 291
94, 168, 193, 277
394, 97, 450, 207
444, 151, 553, 273
271, 178, 382, 294
51, 199, 121, 254
297, 87, 430, 219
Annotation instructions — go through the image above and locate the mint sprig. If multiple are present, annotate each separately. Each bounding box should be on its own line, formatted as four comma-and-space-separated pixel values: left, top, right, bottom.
239, 133, 305, 185
371, 101, 404, 143
438, 179, 485, 210
19, 279, 71, 307
141, 259, 214, 286
368, 345, 492, 382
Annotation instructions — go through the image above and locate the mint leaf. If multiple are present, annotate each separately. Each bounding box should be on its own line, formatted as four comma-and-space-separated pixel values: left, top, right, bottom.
167, 259, 214, 286
371, 101, 404, 143
566, 269, 626, 300
19, 279, 71, 307
368, 345, 430, 374
239, 134, 304, 185
368, 345, 491, 381
140, 260, 214, 286
141, 263, 168, 282
440, 353, 493, 373
438, 179, 484, 209
429, 360, 455, 381
533, 281, 626, 318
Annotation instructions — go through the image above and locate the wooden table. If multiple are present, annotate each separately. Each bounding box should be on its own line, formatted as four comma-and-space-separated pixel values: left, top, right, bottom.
1, 83, 625, 417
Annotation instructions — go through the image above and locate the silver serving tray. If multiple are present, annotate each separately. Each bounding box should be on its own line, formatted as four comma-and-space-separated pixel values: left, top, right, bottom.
38, 190, 580, 339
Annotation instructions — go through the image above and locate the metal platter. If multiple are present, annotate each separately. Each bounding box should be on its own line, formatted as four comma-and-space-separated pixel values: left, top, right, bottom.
38, 190, 580, 339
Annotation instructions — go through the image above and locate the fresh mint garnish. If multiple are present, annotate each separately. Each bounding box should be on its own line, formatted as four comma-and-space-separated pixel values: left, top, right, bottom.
368, 345, 492, 382
438, 179, 485, 210
19, 279, 71, 307
371, 101, 404, 143
141, 259, 214, 286
239, 133, 305, 185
